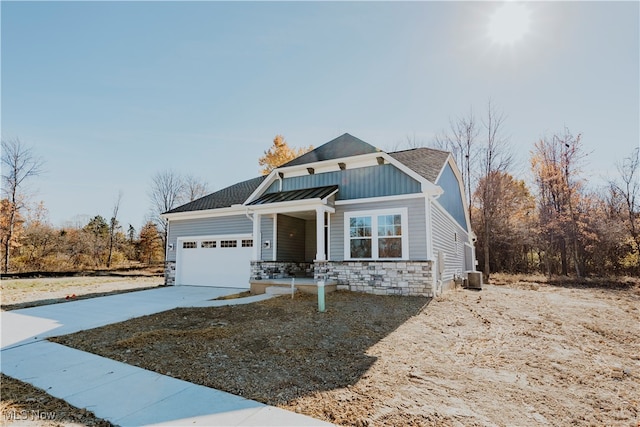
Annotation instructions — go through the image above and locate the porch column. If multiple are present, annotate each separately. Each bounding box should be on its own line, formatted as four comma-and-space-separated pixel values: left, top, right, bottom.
252, 212, 261, 261
315, 207, 326, 261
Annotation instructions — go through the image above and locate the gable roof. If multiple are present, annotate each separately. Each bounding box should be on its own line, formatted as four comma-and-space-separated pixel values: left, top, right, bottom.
388, 147, 450, 183
164, 176, 266, 214
164, 137, 454, 216
281, 133, 380, 167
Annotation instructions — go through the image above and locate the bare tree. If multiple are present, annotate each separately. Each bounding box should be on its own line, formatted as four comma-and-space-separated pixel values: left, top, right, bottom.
148, 170, 186, 250
478, 100, 513, 280
531, 128, 587, 276
106, 191, 122, 268
388, 133, 427, 152
183, 175, 209, 203
610, 147, 640, 270
1, 138, 44, 273
432, 109, 479, 207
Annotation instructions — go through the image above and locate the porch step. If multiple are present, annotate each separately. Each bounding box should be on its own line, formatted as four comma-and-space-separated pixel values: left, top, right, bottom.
265, 286, 293, 295
251, 279, 338, 295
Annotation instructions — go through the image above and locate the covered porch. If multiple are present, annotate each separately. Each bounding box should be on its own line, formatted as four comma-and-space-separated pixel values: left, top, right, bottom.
246, 185, 338, 294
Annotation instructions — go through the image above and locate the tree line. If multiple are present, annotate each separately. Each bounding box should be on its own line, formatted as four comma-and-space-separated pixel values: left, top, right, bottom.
2, 118, 638, 277
431, 101, 639, 279
0, 137, 209, 273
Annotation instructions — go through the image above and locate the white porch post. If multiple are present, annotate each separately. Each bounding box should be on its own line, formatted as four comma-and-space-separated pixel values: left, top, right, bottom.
252, 212, 261, 261
315, 207, 326, 261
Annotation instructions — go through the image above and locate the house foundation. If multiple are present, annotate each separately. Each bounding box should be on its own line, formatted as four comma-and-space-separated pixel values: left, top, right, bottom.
323, 261, 435, 297
250, 261, 314, 280
164, 261, 176, 286
250, 260, 434, 297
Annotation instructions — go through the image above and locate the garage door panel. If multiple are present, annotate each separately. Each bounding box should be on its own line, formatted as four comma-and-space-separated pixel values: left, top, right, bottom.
177, 237, 252, 288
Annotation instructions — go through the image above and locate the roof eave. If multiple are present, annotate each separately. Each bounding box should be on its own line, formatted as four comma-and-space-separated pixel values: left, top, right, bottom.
245, 198, 336, 215
244, 152, 387, 205
378, 152, 443, 197
161, 205, 248, 221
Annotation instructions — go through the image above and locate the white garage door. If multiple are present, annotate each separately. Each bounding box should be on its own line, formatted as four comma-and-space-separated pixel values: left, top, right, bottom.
176, 236, 253, 288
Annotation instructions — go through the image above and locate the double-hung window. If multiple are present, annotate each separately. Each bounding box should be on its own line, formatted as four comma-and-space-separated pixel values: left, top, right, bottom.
345, 208, 408, 260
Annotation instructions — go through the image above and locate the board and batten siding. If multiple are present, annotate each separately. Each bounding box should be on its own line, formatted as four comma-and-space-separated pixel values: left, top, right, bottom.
166, 215, 253, 262
435, 163, 469, 230
276, 214, 306, 261
260, 215, 274, 261
431, 201, 470, 282
329, 197, 427, 261
265, 164, 422, 201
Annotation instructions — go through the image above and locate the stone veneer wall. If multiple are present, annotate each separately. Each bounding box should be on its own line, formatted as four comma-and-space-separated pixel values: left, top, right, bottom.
170, 259, 433, 296
164, 261, 176, 286
250, 261, 314, 280
317, 261, 434, 297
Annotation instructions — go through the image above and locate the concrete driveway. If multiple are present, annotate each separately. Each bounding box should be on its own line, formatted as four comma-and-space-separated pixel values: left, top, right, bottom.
1, 286, 333, 426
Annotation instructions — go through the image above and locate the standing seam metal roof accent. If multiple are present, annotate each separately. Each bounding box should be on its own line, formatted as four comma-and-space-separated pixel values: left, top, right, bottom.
247, 185, 339, 205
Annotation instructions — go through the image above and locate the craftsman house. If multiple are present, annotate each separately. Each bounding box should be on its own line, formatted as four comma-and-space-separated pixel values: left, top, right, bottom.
162, 133, 476, 296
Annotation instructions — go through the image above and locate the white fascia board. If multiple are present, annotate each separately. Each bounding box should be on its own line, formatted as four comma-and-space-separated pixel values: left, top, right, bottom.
244, 153, 382, 204
244, 172, 280, 205
379, 152, 443, 197
435, 154, 464, 184
246, 151, 444, 204
246, 198, 336, 216
436, 155, 473, 233
161, 205, 248, 221
278, 152, 384, 175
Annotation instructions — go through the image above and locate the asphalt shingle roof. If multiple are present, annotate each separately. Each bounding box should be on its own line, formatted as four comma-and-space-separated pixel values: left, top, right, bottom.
164, 137, 452, 215
281, 133, 380, 167
164, 176, 266, 214
388, 147, 450, 183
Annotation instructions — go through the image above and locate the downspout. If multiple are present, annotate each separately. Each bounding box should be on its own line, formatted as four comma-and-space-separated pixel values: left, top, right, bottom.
245, 207, 259, 263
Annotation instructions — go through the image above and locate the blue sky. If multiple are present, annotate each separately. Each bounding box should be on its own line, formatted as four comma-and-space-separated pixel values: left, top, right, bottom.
2, 1, 638, 230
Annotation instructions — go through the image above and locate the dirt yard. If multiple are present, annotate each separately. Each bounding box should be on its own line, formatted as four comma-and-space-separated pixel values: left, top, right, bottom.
0, 374, 112, 427
50, 278, 640, 426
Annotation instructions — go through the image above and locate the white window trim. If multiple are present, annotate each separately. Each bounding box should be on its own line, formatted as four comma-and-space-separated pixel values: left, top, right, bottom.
343, 207, 409, 260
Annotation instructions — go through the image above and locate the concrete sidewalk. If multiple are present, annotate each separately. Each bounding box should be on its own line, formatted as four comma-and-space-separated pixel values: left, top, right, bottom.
1, 286, 334, 426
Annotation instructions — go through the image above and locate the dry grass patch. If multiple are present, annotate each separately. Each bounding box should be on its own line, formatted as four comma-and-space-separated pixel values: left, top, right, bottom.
1, 276, 162, 310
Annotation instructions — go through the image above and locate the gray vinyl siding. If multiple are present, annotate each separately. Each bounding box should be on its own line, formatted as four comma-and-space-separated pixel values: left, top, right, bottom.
435, 163, 469, 230
166, 215, 253, 262
431, 202, 470, 282
276, 215, 306, 261
260, 215, 274, 260
329, 197, 427, 261
265, 164, 421, 201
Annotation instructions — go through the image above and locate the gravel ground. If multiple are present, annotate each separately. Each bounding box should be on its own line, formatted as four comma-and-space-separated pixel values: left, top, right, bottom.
50, 280, 640, 426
